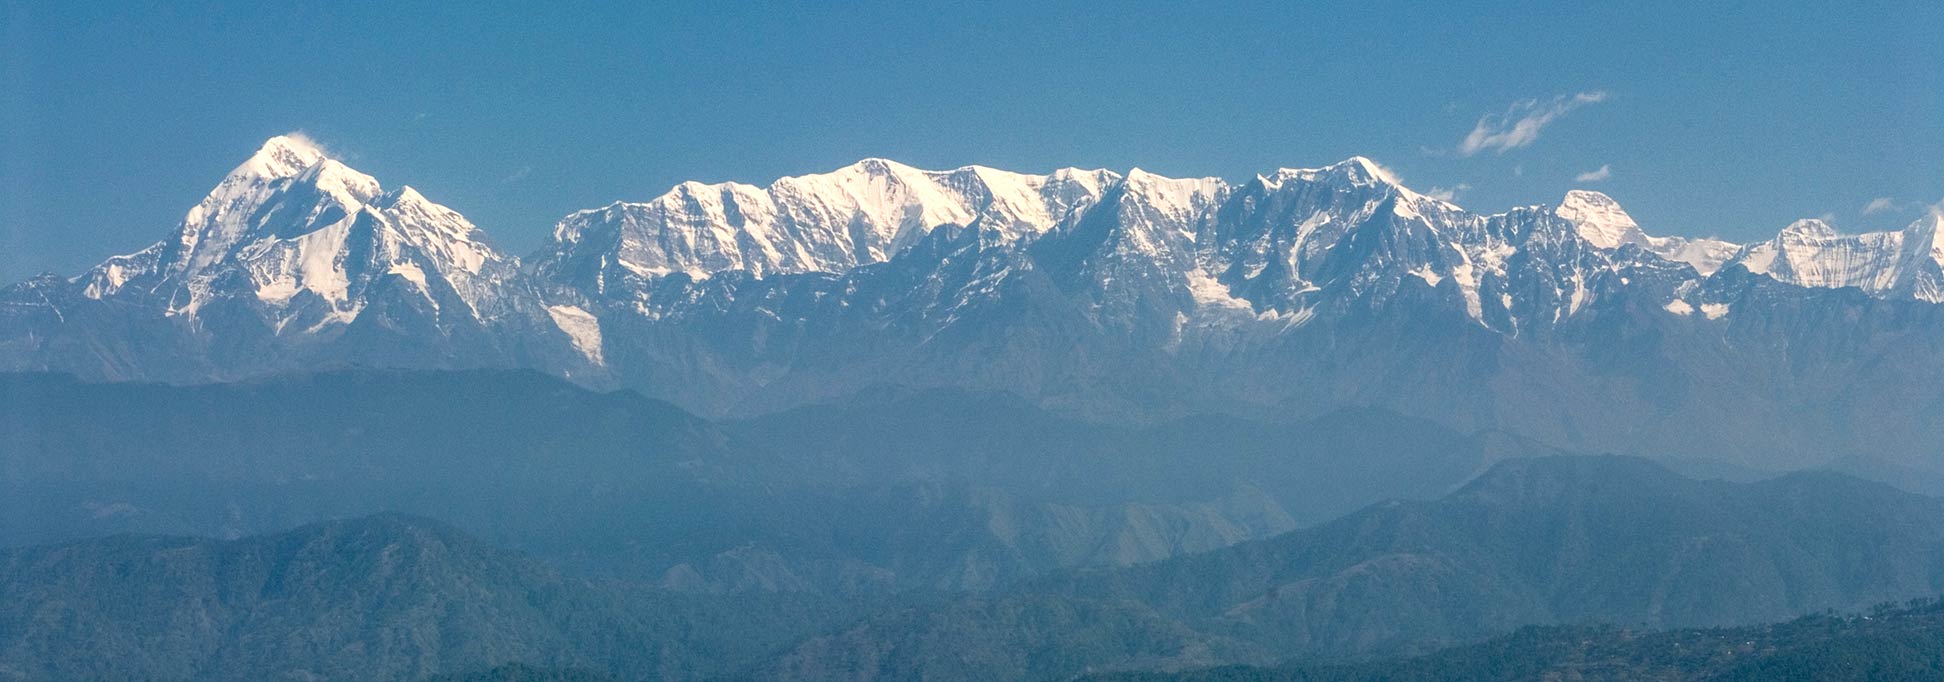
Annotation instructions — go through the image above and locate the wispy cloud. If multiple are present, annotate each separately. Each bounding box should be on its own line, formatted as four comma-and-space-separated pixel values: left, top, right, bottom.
501, 166, 532, 184
1862, 197, 1899, 215
1570, 165, 1617, 184
1574, 164, 1613, 183
1859, 197, 1944, 219
1456, 91, 1609, 157
283, 130, 329, 156
1425, 183, 1472, 202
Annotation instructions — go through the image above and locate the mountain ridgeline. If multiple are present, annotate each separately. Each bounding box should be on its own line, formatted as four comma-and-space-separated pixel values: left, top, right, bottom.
0, 370, 1544, 595
752, 456, 1944, 681
0, 514, 841, 682
1085, 598, 1944, 682
4, 458, 1944, 681
7, 136, 1944, 472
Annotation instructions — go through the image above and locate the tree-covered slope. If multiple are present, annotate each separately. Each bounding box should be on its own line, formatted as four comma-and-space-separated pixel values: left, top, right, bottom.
1086, 598, 1944, 682
757, 457, 1944, 681
0, 514, 837, 682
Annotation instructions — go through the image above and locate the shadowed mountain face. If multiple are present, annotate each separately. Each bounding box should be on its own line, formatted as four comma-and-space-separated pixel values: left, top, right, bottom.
9, 138, 1944, 473
756, 457, 1944, 681
0, 370, 1544, 596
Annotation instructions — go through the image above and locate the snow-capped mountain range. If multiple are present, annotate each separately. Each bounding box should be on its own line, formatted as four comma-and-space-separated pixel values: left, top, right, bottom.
7, 135, 1944, 468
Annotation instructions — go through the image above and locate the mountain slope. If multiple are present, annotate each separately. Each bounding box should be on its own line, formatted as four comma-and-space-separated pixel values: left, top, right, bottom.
6, 371, 1523, 595
1, 136, 592, 381
0, 514, 840, 682
756, 457, 1944, 681
1720, 213, 1944, 302
1086, 598, 1944, 682
730, 386, 1552, 524
9, 458, 1940, 682
78, 135, 505, 321
1554, 189, 1736, 274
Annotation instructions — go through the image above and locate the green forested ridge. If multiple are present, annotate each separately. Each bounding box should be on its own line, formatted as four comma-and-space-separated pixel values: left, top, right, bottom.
423, 663, 614, 681
6, 456, 1944, 681
1085, 598, 1944, 681
757, 457, 1944, 681
0, 514, 841, 682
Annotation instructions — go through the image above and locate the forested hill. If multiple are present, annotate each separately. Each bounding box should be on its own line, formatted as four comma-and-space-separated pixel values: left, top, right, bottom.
1086, 598, 1944, 682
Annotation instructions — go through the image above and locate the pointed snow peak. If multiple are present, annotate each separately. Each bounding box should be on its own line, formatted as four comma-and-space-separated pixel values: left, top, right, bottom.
1903, 209, 1944, 234
1779, 218, 1838, 239
386, 184, 427, 204
1558, 190, 1630, 220
1260, 156, 1410, 193
1121, 167, 1179, 190
1313, 156, 1402, 185
77, 135, 518, 323
1902, 211, 1944, 253
236, 134, 329, 181
1123, 167, 1219, 192
1339, 156, 1403, 185
842, 157, 917, 177
1555, 189, 1645, 249
1117, 168, 1226, 221
672, 179, 717, 195
1047, 166, 1123, 196
374, 185, 446, 218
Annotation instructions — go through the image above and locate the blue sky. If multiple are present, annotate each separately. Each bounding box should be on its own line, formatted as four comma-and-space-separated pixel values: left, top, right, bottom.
2, 1, 1940, 280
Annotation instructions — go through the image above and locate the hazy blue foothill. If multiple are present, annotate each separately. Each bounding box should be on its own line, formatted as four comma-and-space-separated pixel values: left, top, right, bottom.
751, 457, 1944, 680
5, 442, 1944, 680
0, 370, 1543, 594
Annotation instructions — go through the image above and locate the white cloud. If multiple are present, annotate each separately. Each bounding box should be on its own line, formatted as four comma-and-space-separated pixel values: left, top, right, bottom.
1425, 183, 1472, 202
1574, 164, 1613, 183
1358, 157, 1407, 185
1854, 197, 1944, 220
1457, 91, 1609, 157
282, 131, 329, 156
501, 166, 532, 184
